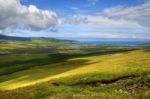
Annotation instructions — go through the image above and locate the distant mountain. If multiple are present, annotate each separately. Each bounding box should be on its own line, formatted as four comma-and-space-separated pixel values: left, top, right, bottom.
0, 34, 31, 41
0, 34, 79, 45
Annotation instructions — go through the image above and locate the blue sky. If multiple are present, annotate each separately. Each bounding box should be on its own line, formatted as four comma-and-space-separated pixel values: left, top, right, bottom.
0, 0, 150, 40
21, 0, 146, 16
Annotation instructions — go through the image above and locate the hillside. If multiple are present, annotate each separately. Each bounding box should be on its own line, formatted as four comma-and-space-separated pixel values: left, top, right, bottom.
0, 49, 149, 99
0, 35, 149, 99
0, 34, 80, 55
0, 50, 149, 89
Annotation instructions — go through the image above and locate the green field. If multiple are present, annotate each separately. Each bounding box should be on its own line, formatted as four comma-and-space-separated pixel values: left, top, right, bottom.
0, 39, 149, 99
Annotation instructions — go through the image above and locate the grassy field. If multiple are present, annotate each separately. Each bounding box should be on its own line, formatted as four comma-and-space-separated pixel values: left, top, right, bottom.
0, 39, 149, 99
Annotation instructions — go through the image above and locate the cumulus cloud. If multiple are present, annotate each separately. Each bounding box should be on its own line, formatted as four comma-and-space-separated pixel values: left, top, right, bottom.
103, 1, 150, 28
0, 0, 57, 30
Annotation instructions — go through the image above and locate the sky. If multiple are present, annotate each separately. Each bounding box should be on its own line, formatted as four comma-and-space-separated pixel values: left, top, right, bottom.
0, 0, 150, 40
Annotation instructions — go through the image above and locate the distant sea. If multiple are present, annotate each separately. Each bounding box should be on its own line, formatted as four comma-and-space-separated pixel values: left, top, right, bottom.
80, 40, 150, 46
51, 37, 150, 46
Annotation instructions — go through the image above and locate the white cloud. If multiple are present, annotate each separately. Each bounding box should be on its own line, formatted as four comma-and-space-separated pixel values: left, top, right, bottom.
0, 0, 57, 30
85, 15, 144, 29
58, 1, 150, 40
60, 15, 87, 25
60, 15, 144, 29
60, 1, 150, 34
103, 1, 150, 28
0, 0, 149, 40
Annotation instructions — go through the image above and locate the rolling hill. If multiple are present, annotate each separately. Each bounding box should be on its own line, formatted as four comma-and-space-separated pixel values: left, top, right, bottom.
0, 35, 149, 99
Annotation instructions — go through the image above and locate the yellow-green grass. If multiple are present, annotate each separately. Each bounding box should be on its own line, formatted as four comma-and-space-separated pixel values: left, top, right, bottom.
0, 41, 48, 51
0, 42, 37, 55
0, 50, 150, 90
0, 42, 26, 50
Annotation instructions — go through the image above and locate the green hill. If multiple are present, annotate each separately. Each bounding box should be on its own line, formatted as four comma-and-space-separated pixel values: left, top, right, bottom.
0, 49, 149, 99
0, 37, 149, 99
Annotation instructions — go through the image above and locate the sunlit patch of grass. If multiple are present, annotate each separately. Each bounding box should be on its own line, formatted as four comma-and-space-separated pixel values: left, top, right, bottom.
0, 50, 149, 90
0, 42, 26, 50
